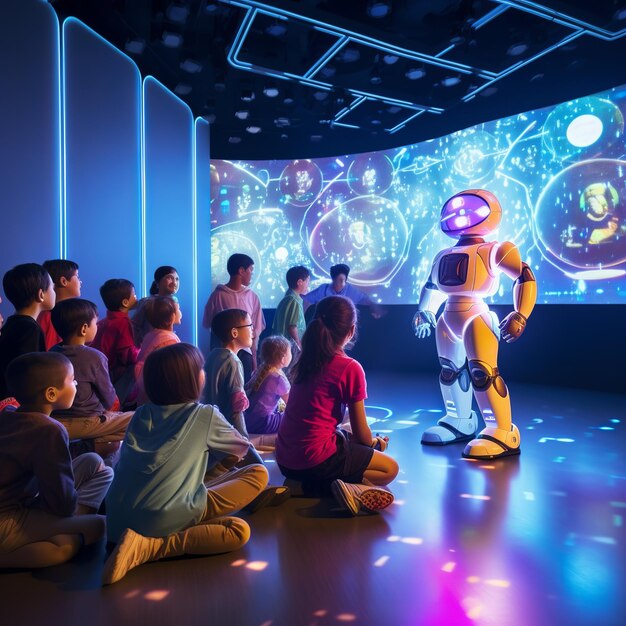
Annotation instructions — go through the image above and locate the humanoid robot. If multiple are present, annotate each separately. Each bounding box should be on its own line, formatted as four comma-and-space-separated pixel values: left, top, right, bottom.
413, 189, 537, 459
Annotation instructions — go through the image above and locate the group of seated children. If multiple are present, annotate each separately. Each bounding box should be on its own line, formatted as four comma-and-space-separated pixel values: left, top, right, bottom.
0, 259, 398, 585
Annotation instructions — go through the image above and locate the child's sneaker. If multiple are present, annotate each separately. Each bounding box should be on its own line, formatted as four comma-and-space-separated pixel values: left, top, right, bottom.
243, 485, 291, 513
331, 480, 394, 516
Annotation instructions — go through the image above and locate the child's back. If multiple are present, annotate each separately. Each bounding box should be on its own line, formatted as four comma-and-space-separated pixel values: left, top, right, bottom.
205, 347, 248, 432
0, 315, 45, 399
50, 343, 116, 417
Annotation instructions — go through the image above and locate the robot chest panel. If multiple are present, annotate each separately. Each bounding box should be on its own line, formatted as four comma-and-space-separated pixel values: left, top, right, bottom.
435, 246, 494, 294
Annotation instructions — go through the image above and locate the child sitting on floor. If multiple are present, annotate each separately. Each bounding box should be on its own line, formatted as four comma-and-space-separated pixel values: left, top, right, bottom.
245, 335, 291, 435
133, 296, 181, 405
91, 278, 139, 407
50, 298, 134, 450
0, 352, 112, 569
103, 343, 270, 585
276, 296, 399, 515
0, 263, 56, 403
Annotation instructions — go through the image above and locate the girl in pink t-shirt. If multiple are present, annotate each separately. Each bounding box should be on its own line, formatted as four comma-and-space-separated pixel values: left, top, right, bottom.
133, 297, 182, 405
275, 296, 398, 516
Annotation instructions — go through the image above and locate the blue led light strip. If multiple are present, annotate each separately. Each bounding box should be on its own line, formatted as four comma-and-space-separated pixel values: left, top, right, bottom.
496, 1, 626, 39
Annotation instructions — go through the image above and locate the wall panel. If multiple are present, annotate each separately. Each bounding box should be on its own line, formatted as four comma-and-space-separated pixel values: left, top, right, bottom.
143, 77, 195, 343
63, 18, 142, 309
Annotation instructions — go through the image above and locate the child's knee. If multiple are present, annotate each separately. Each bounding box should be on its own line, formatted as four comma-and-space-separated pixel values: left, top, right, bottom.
226, 517, 251, 548
242, 463, 269, 491
387, 456, 400, 481
74, 452, 106, 473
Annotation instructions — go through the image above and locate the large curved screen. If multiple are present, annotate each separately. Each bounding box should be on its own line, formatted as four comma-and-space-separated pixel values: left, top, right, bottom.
210, 85, 626, 305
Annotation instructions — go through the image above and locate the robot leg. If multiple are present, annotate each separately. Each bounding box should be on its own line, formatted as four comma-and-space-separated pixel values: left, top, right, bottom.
462, 313, 520, 459
421, 318, 478, 445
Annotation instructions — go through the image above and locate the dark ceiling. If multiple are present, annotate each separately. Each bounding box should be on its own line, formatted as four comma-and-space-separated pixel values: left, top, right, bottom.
50, 0, 626, 160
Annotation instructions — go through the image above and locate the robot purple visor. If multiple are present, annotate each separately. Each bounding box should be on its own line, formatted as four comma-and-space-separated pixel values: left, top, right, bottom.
440, 193, 491, 233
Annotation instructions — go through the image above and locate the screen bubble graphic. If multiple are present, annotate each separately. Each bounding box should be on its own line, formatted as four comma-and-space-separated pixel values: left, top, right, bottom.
444, 129, 499, 185
308, 196, 410, 285
543, 96, 624, 161
534, 158, 626, 273
279, 159, 323, 206
347, 153, 394, 195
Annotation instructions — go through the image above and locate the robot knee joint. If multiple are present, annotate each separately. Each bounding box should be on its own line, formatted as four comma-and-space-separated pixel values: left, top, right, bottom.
439, 358, 471, 392
468, 360, 507, 397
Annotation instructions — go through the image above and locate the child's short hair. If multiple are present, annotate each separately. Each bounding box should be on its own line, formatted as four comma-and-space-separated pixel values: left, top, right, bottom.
143, 343, 204, 405
2, 263, 52, 310
227, 253, 254, 277
100, 279, 135, 311
42, 259, 79, 285
286, 265, 311, 289
211, 309, 248, 343
330, 264, 350, 279
260, 335, 290, 365
145, 296, 178, 330
51, 298, 98, 340
6, 352, 71, 404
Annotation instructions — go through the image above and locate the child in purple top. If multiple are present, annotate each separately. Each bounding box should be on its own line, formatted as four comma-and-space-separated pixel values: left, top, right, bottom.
275, 296, 398, 515
245, 336, 292, 434
49, 299, 133, 447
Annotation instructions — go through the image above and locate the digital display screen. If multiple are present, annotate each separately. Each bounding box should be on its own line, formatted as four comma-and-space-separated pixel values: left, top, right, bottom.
210, 85, 626, 305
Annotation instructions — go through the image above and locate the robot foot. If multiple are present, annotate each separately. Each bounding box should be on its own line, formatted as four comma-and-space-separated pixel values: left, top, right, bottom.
421, 412, 478, 446
462, 425, 521, 459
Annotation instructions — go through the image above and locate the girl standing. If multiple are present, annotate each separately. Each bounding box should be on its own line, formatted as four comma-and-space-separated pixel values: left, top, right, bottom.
245, 335, 292, 434
103, 343, 269, 585
275, 296, 398, 515
132, 265, 180, 347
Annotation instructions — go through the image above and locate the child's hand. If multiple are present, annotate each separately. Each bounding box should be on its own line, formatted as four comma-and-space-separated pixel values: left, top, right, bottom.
372, 434, 389, 452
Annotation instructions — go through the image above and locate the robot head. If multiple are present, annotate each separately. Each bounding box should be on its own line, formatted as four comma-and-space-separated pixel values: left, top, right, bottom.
440, 189, 502, 238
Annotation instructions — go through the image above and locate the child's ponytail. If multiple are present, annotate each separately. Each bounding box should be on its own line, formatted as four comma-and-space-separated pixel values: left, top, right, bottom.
292, 296, 357, 384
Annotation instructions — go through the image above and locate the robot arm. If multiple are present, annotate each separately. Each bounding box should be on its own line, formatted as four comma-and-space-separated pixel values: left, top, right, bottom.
412, 265, 447, 339
494, 242, 537, 343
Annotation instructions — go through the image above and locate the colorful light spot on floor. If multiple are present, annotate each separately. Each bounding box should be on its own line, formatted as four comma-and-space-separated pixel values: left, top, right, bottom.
231, 559, 246, 567
396, 420, 419, 425
373, 556, 389, 567
466, 576, 480, 584
614, 515, 622, 527
442, 561, 456, 573
144, 590, 170, 601
463, 597, 483, 620
460, 493, 491, 501
400, 537, 423, 545
336, 613, 357, 621
591, 536, 616, 545
485, 579, 511, 588
124, 590, 140, 599
386, 535, 401, 542
246, 561, 269, 571
313, 610, 327, 617
523, 491, 535, 501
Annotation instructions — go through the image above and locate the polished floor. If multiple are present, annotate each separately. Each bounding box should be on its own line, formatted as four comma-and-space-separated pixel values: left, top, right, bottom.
1, 373, 624, 626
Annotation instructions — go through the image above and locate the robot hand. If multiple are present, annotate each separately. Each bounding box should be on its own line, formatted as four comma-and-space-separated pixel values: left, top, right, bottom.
499, 311, 527, 343
413, 310, 436, 339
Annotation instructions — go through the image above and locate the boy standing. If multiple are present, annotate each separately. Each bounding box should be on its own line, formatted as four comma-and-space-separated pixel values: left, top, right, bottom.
272, 265, 310, 353
0, 352, 111, 568
202, 253, 265, 382
91, 279, 139, 406
49, 298, 133, 445
0, 264, 56, 401
38, 259, 82, 349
